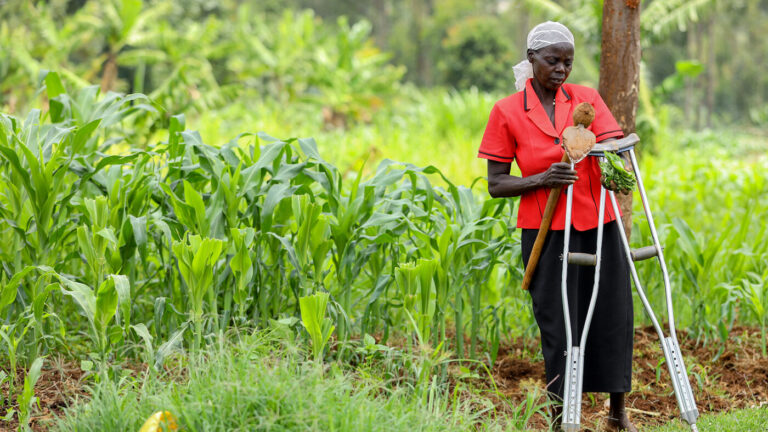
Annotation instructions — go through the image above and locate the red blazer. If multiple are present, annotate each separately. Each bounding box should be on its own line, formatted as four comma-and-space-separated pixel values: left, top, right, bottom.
478, 79, 624, 231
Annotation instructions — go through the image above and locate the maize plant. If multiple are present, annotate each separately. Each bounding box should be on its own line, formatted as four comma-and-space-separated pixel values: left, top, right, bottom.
58, 274, 130, 358
1, 76, 764, 377
172, 234, 225, 352
299, 291, 335, 363
229, 228, 256, 319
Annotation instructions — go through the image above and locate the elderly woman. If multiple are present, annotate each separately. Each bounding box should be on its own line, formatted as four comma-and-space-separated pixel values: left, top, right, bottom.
477, 22, 637, 431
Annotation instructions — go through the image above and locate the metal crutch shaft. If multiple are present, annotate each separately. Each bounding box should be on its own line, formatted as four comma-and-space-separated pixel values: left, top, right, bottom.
561, 176, 607, 431
607, 149, 699, 431
627, 149, 699, 429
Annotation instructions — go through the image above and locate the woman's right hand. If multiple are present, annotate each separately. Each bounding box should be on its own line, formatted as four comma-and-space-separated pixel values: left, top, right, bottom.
539, 162, 578, 188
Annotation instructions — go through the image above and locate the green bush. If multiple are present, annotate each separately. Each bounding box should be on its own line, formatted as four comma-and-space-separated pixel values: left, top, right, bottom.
438, 16, 517, 92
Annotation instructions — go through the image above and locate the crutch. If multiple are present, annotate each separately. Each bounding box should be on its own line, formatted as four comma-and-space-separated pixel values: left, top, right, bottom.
574, 134, 700, 432
559, 154, 608, 432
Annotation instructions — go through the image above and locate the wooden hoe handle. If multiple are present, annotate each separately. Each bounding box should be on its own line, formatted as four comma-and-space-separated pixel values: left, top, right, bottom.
521, 153, 570, 291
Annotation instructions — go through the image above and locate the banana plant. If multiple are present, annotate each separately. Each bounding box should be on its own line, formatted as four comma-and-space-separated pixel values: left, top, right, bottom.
72, 0, 170, 92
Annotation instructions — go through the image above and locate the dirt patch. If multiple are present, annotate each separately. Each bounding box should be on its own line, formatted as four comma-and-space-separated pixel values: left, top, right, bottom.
1, 359, 155, 431
1, 359, 89, 432
454, 325, 768, 430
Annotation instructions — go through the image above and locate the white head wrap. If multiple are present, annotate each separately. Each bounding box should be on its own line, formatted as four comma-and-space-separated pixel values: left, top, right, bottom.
513, 21, 575, 91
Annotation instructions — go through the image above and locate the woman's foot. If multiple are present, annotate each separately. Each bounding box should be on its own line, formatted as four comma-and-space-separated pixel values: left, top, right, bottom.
607, 392, 638, 432
605, 413, 638, 432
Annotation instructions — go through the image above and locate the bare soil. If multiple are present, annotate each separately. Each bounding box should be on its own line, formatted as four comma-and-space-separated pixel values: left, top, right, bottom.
1, 359, 89, 432
465, 325, 768, 431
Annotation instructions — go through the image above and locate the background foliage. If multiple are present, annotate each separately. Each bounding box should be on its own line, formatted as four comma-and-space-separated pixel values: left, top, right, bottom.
0, 0, 767, 430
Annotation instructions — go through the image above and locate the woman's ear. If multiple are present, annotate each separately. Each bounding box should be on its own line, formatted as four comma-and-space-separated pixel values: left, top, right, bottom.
526, 49, 535, 63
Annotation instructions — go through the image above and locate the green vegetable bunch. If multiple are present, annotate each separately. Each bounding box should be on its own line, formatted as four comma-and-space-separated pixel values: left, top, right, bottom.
600, 151, 636, 195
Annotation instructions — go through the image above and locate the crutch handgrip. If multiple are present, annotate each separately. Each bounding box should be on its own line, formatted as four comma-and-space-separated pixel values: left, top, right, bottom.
521, 153, 570, 290
631, 245, 661, 261
568, 252, 597, 266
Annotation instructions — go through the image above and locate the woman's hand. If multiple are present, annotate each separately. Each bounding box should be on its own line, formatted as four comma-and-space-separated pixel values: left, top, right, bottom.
539, 162, 578, 188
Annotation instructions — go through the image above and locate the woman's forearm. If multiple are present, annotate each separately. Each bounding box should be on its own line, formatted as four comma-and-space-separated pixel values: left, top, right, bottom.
488, 172, 546, 198
487, 160, 576, 198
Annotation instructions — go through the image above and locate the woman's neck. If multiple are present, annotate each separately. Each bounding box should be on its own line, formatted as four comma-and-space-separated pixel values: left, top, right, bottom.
530, 79, 559, 106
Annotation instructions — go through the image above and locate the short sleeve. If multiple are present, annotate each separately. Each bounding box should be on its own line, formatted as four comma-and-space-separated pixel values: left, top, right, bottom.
589, 92, 624, 142
478, 104, 516, 163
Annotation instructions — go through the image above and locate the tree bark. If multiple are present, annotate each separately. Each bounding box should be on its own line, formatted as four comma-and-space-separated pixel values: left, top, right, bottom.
518, 5, 529, 53
598, 0, 641, 240
694, 20, 703, 129
706, 16, 715, 128
100, 52, 118, 94
412, 0, 432, 86
685, 26, 696, 127
371, 0, 390, 50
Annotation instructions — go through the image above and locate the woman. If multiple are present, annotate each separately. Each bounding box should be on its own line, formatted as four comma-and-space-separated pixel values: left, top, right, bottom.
477, 22, 637, 431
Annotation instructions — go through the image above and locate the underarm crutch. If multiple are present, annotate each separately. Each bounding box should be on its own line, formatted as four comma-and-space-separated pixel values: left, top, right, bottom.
562, 134, 700, 432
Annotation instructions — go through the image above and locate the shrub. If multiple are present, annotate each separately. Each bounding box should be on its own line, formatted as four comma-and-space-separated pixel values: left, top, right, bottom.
438, 16, 517, 92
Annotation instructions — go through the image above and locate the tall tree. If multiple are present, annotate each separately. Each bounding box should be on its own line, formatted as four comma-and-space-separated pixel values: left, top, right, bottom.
598, 0, 641, 238
412, 0, 433, 86
371, 0, 391, 49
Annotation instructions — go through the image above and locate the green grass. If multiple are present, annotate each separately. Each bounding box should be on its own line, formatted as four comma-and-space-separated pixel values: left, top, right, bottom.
645, 407, 768, 431
51, 331, 547, 432
48, 328, 768, 432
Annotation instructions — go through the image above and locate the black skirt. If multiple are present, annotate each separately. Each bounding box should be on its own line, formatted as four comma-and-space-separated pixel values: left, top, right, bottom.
522, 222, 634, 399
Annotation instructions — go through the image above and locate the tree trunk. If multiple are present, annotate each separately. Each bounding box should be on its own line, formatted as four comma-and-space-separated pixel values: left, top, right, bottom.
694, 20, 703, 130
518, 4, 529, 53
685, 26, 696, 127
100, 52, 118, 94
412, 0, 432, 86
598, 0, 641, 240
706, 16, 715, 128
371, 0, 390, 50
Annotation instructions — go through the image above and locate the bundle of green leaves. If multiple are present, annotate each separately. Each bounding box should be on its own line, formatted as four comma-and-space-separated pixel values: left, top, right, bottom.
600, 151, 636, 194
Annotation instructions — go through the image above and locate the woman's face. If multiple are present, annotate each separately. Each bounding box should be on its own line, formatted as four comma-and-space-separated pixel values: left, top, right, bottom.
527, 43, 574, 91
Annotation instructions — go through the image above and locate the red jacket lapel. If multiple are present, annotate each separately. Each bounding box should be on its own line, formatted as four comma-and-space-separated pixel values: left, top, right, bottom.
555, 85, 572, 135
524, 79, 559, 139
